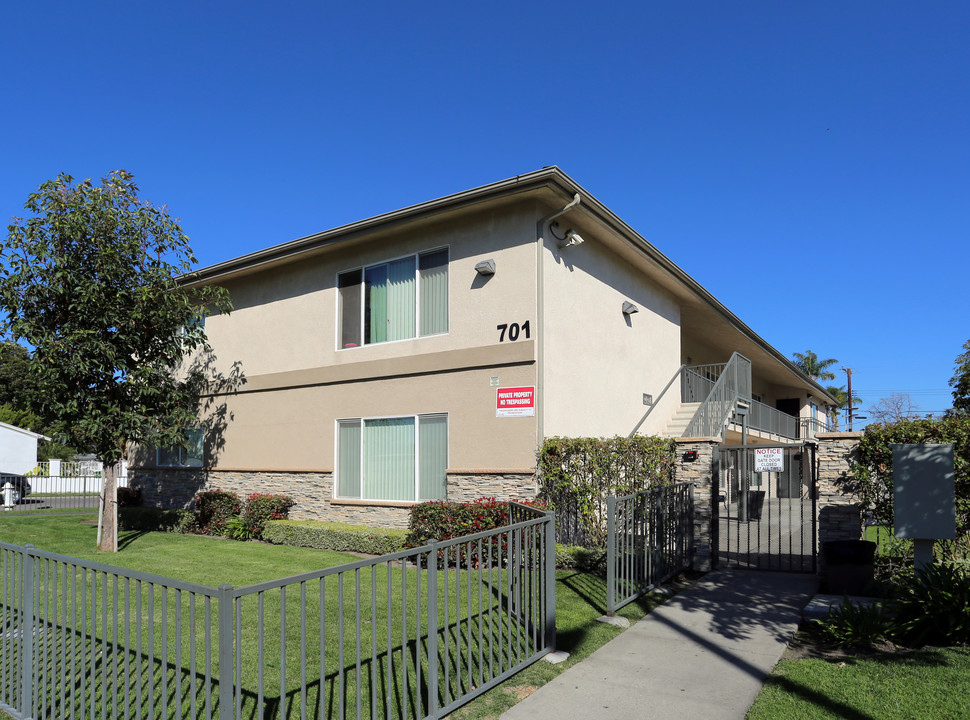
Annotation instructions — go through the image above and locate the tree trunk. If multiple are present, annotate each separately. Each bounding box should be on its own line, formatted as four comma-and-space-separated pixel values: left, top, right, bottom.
98, 461, 118, 552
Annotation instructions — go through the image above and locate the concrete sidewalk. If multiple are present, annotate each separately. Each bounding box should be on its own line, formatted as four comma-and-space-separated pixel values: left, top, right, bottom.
500, 569, 819, 720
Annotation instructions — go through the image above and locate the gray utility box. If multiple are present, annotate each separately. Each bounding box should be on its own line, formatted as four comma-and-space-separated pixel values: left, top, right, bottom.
891, 444, 956, 540
891, 443, 956, 572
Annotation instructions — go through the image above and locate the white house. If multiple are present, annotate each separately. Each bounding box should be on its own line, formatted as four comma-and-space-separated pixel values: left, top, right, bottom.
0, 421, 48, 475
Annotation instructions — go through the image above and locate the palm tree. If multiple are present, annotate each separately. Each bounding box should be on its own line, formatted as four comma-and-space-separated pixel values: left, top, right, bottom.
792, 350, 838, 382
825, 385, 862, 429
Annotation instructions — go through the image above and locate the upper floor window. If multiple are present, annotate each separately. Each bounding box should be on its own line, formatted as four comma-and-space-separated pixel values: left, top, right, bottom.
338, 248, 448, 349
157, 428, 204, 468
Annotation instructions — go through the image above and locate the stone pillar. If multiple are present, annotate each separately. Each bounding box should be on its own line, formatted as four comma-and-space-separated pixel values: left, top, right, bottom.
815, 432, 864, 567
673, 437, 720, 572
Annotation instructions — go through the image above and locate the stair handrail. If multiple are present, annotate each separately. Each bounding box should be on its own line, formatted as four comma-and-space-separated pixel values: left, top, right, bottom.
628, 364, 687, 438
683, 353, 752, 439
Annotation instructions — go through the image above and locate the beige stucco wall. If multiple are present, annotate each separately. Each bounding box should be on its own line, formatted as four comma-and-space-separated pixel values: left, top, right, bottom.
198, 360, 537, 471
541, 230, 682, 438
162, 203, 545, 476
204, 204, 539, 379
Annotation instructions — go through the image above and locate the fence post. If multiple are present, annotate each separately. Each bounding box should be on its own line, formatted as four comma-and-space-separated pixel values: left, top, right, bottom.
217, 584, 234, 720
20, 545, 34, 719
544, 510, 557, 651
688, 482, 696, 569
426, 541, 439, 720
606, 496, 615, 616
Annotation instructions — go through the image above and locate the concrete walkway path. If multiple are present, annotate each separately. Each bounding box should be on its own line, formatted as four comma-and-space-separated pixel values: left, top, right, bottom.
501, 569, 820, 720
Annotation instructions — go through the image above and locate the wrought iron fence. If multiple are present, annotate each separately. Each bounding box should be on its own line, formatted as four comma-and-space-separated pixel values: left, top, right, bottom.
1, 472, 104, 516
605, 482, 694, 615
0, 504, 556, 720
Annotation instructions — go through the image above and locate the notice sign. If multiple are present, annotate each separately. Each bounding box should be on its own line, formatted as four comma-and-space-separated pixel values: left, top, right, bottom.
496, 386, 535, 417
754, 447, 784, 472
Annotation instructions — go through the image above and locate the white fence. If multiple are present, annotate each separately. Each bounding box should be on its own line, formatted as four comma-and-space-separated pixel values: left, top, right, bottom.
27, 460, 128, 494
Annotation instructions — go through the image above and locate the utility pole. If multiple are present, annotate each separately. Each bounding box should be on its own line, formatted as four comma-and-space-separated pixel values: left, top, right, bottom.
842, 367, 854, 431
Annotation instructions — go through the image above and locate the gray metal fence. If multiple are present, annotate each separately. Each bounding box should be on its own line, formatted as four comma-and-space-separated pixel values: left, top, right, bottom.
0, 503, 556, 720
605, 482, 694, 615
1, 471, 103, 516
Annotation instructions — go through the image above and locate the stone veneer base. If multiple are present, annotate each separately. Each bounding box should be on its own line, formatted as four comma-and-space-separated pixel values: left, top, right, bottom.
130, 469, 538, 529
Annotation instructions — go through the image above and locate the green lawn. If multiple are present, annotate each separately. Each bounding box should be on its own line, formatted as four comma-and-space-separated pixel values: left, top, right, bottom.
0, 514, 667, 720
747, 647, 970, 720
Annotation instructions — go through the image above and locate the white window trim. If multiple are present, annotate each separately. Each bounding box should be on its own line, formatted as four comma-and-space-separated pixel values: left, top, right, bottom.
335, 246, 449, 351
334, 412, 449, 502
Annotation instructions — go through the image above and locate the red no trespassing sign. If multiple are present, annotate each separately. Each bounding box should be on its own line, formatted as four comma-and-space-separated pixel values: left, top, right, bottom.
496, 387, 535, 417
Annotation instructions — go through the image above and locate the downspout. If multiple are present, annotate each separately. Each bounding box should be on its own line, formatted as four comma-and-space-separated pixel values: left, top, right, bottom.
535, 193, 582, 448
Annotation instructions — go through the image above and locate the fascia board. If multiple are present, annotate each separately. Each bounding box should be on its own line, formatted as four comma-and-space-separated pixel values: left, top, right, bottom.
182, 167, 575, 288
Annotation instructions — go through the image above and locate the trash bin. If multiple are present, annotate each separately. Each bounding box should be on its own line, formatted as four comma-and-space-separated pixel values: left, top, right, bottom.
746, 490, 766, 520
823, 540, 876, 595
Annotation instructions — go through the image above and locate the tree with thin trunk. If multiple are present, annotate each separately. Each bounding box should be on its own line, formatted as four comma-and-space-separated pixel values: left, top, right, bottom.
868, 393, 921, 424
949, 338, 970, 417
0, 171, 230, 551
792, 350, 839, 382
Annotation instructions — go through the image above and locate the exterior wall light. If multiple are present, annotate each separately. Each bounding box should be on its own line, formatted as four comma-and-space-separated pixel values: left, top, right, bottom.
475, 259, 496, 276
622, 301, 639, 315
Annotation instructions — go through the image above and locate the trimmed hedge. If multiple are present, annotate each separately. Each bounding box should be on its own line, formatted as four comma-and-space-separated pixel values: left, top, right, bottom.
537, 435, 675, 548
263, 520, 409, 555
405, 497, 546, 548
119, 506, 196, 534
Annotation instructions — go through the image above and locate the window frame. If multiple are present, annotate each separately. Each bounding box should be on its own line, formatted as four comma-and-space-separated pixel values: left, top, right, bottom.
334, 412, 449, 502
156, 428, 205, 468
336, 246, 449, 351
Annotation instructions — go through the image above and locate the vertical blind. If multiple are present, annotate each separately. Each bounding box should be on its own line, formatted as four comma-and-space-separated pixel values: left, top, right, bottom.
418, 414, 448, 500
340, 247, 448, 348
363, 418, 415, 501
385, 257, 416, 342
337, 420, 362, 498
337, 414, 447, 501
419, 249, 448, 336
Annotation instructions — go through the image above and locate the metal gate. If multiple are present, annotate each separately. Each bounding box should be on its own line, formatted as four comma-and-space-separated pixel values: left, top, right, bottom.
714, 443, 817, 572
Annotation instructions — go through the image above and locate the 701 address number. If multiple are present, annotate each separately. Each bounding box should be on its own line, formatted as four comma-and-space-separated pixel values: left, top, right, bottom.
497, 321, 531, 342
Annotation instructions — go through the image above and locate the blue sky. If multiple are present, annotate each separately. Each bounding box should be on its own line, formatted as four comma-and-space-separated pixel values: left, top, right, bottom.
3, 1, 968, 424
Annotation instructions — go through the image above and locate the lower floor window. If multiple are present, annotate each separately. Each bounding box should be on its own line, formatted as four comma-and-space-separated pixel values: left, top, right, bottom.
337, 413, 447, 501
157, 428, 204, 467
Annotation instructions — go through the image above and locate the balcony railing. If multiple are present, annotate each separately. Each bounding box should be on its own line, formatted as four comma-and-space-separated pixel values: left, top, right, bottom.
683, 353, 751, 439
731, 399, 833, 440
681, 358, 831, 441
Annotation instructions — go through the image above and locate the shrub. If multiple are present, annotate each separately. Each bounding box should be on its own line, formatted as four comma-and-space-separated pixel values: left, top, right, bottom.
224, 515, 253, 541
406, 497, 547, 545
240, 493, 295, 540
193, 489, 241, 536
263, 520, 409, 555
406, 497, 547, 567
810, 599, 889, 649
843, 417, 970, 535
116, 486, 142, 508
890, 562, 970, 646
119, 506, 196, 533
555, 544, 608, 573
537, 435, 675, 547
